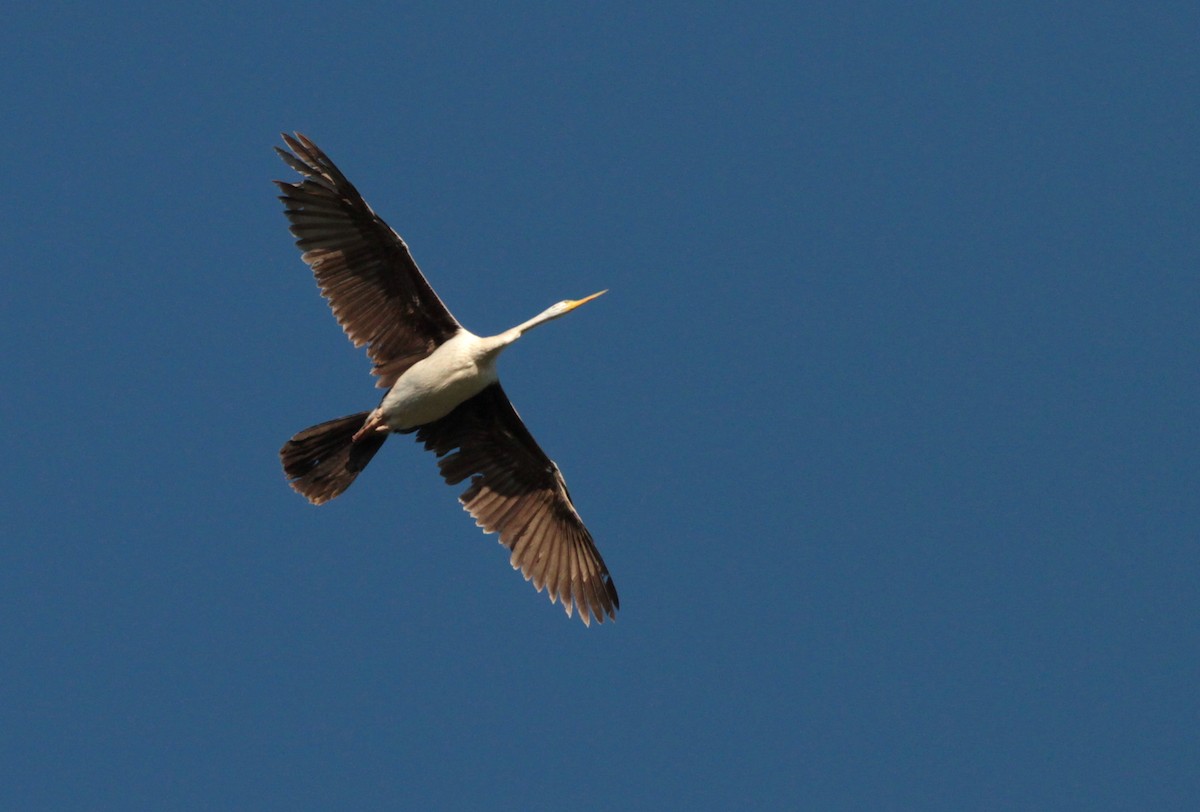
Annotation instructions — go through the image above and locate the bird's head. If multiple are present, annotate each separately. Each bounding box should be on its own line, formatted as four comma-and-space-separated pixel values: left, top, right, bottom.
546, 289, 607, 320
507, 289, 607, 341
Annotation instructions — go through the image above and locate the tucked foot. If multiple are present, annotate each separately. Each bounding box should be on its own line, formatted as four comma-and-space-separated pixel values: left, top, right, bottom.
352, 410, 388, 443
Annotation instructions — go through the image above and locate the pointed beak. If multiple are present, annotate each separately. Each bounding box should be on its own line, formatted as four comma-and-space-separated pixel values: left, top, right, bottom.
565, 289, 608, 312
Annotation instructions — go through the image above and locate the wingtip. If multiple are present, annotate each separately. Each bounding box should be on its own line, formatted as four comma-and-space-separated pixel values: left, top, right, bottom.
279, 131, 311, 158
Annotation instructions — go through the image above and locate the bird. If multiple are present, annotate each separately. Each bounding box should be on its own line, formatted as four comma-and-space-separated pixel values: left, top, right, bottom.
274, 133, 618, 626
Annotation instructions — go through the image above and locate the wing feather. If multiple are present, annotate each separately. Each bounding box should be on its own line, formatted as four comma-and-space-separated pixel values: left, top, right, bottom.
415, 384, 619, 625
275, 133, 461, 387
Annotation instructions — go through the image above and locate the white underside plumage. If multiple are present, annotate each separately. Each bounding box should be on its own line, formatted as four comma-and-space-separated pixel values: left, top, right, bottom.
379, 329, 505, 430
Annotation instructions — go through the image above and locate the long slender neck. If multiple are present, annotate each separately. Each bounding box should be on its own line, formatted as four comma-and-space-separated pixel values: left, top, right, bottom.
495, 305, 566, 346
478, 304, 566, 361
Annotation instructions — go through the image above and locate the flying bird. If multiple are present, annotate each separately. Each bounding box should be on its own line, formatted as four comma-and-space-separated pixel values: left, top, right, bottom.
275, 133, 618, 625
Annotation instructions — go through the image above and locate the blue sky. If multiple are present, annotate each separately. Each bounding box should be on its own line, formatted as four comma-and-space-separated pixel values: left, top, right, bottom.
3, 3, 1198, 809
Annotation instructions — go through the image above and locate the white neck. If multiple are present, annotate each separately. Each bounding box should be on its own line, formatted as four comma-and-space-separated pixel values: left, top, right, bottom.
495, 304, 569, 346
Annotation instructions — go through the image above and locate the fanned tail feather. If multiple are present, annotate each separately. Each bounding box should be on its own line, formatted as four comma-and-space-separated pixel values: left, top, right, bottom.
280, 412, 387, 504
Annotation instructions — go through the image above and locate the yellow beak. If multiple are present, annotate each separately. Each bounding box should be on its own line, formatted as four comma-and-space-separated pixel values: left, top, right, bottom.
565, 289, 608, 311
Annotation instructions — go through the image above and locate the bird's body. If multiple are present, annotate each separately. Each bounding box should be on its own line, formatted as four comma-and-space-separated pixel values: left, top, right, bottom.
377, 330, 502, 430
274, 133, 618, 625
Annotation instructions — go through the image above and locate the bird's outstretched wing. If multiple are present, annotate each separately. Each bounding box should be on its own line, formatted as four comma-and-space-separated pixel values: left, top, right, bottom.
415, 384, 619, 626
275, 133, 461, 387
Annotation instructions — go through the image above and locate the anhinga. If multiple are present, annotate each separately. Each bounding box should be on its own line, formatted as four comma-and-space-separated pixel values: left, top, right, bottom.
276, 134, 618, 626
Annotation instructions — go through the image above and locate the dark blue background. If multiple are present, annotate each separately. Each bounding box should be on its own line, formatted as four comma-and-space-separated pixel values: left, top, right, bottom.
3, 3, 1197, 809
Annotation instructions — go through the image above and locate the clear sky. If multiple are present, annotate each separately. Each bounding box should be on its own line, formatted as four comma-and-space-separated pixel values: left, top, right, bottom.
3, 3, 1198, 809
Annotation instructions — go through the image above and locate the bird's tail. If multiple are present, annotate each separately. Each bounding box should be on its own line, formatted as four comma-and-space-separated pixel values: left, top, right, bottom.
280, 412, 387, 504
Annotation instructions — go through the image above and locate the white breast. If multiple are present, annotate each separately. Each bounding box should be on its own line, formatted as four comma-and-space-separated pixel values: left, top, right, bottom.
379, 331, 501, 430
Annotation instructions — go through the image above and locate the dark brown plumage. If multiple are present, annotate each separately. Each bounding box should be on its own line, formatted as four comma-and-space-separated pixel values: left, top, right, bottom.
276, 133, 618, 625
417, 384, 619, 623
275, 133, 459, 388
